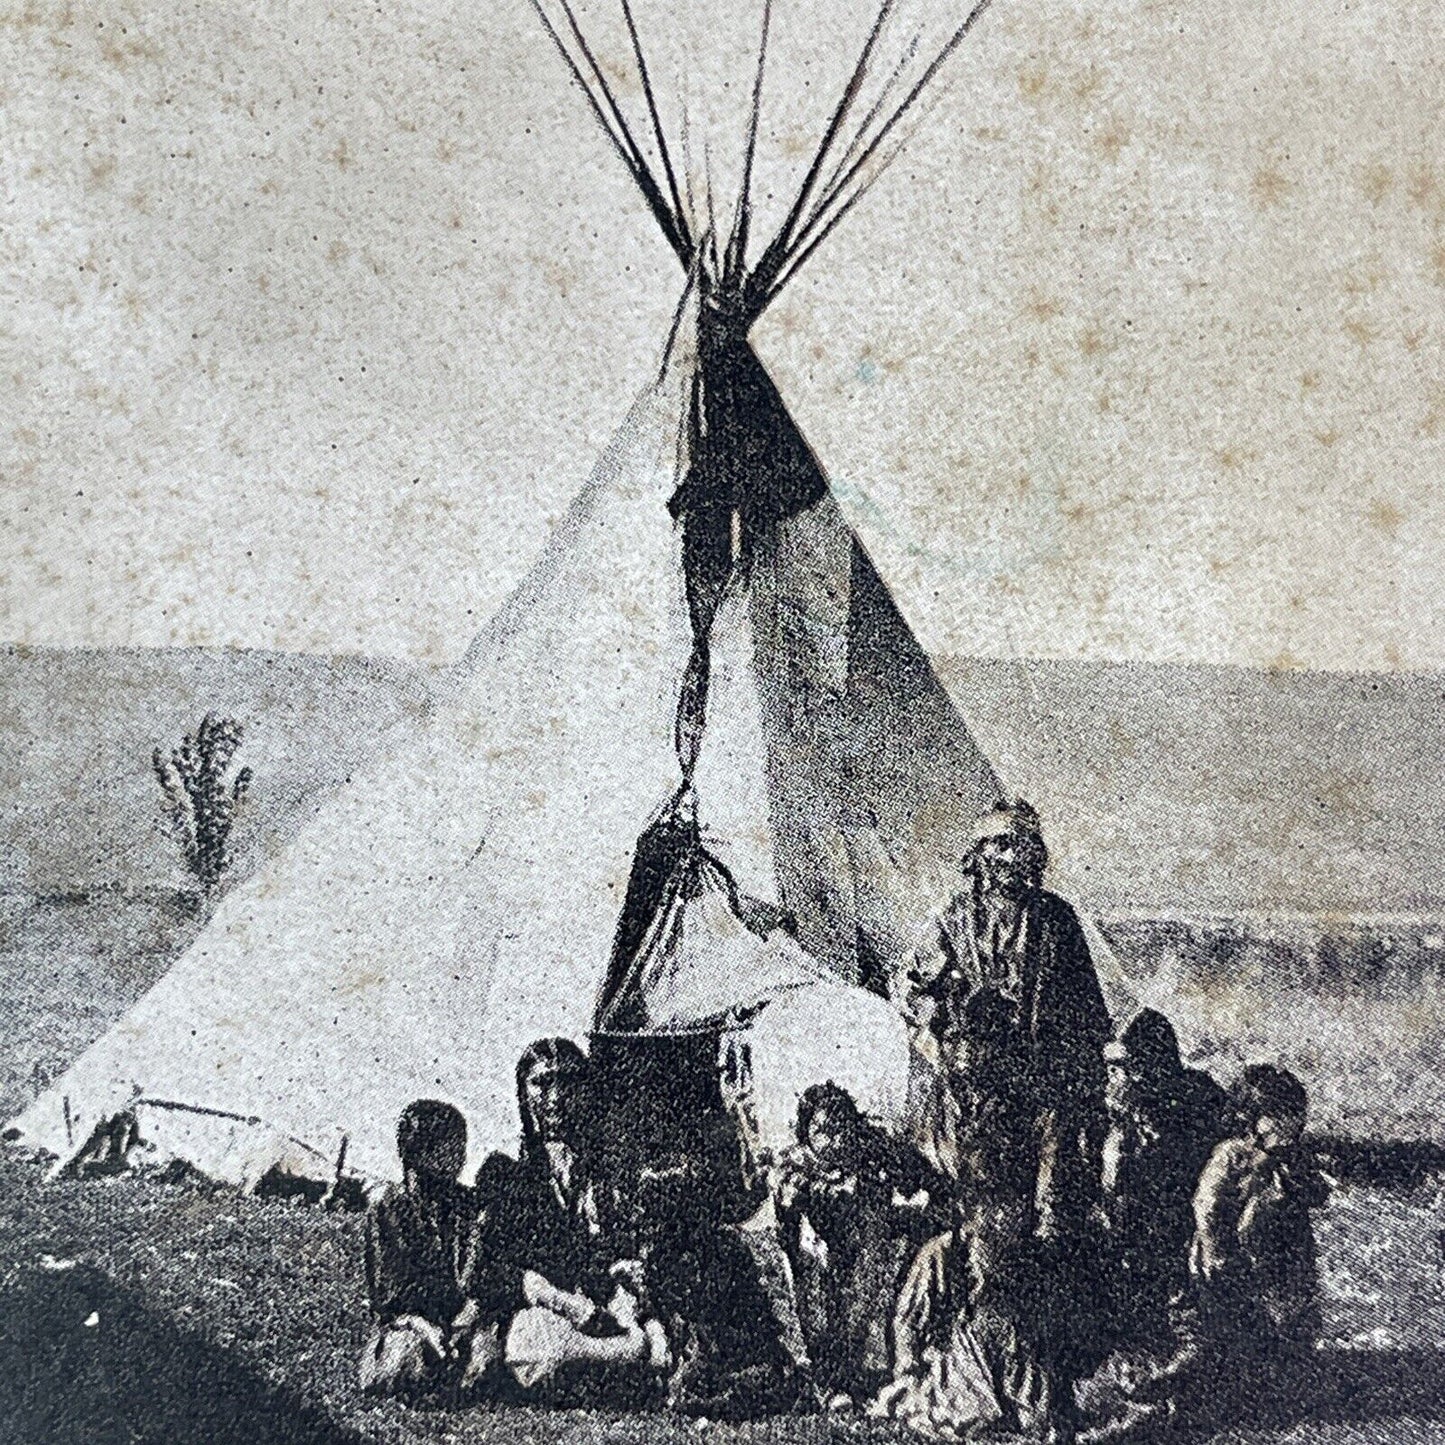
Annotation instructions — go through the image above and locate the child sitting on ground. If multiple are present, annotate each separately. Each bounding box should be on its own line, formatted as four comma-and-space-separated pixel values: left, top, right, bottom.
776, 1082, 944, 1408
629, 1157, 798, 1419
1085, 1063, 1329, 1441
874, 990, 1065, 1442
360, 1100, 491, 1398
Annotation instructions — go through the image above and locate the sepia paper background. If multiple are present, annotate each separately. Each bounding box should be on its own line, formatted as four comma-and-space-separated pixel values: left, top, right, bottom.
2, 0, 1442, 671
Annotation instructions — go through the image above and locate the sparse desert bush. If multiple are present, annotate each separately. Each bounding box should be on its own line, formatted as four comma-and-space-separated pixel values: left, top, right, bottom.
153, 713, 253, 899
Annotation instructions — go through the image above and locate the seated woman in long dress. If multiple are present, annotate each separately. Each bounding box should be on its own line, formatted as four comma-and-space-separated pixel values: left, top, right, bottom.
873, 990, 1065, 1442
1083, 1064, 1328, 1442
478, 1038, 669, 1402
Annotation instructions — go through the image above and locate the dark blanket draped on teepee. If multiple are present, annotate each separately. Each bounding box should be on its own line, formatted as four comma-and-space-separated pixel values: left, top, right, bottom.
533, 0, 1011, 983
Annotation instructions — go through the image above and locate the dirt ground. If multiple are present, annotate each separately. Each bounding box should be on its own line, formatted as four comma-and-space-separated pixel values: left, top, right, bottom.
0, 1151, 1442, 1445
2, 897, 1445, 1443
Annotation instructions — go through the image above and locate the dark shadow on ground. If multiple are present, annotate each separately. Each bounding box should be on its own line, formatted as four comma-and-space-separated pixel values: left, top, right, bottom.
0, 1264, 358, 1445
1311, 1346, 1445, 1424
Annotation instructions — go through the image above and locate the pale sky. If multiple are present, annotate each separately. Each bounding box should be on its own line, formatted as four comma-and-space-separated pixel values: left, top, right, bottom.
2, 0, 1443, 670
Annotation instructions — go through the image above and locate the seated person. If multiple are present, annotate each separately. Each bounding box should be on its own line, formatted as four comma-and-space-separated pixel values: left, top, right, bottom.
1085, 1063, 1328, 1441
360, 1099, 493, 1398
630, 1157, 798, 1419
479, 1038, 668, 1401
874, 989, 1063, 1442
1097, 1009, 1227, 1354
776, 1081, 946, 1407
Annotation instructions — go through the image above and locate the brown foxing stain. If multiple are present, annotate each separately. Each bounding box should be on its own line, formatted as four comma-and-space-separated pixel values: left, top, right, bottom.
1093, 122, 1128, 163
256, 273, 270, 295
1406, 164, 1439, 210
1367, 499, 1404, 536
1017, 62, 1048, 100
1342, 318, 1377, 349
1405, 328, 1425, 352
778, 128, 814, 161
1213, 445, 1255, 472
1360, 162, 1392, 205
1268, 649, 1303, 672
859, 343, 903, 379
86, 154, 117, 190
331, 138, 353, 171
1078, 325, 1104, 358
1107, 719, 1137, 762
1430, 242, 1445, 285
1315, 427, 1340, 448
1056, 476, 1097, 526
326, 240, 349, 264
540, 258, 573, 299
1251, 166, 1289, 208
596, 51, 639, 98
1341, 260, 1387, 296
1422, 395, 1444, 439
122, 290, 143, 322
447, 210, 463, 230
127, 187, 149, 214
436, 138, 456, 163
1025, 293, 1062, 323
100, 33, 160, 69
1300, 370, 1321, 393
334, 969, 386, 999
1096, 392, 1113, 414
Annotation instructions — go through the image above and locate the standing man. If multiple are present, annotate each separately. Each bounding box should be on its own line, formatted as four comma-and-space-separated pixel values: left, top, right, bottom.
906, 800, 1112, 1242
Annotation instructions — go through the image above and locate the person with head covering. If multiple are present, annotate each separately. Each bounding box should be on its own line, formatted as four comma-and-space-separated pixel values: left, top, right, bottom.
1097, 1009, 1228, 1354
776, 1081, 947, 1408
905, 801, 1112, 1429
1084, 1064, 1328, 1441
476, 1038, 669, 1402
359, 1100, 493, 1398
907, 801, 1113, 1245
874, 989, 1062, 1443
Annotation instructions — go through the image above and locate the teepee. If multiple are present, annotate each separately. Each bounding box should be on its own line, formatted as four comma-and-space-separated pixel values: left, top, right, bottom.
10, 0, 1011, 1187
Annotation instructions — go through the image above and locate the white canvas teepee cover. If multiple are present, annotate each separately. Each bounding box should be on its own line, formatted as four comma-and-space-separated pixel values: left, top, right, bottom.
12, 316, 986, 1185
13, 361, 701, 1184
12, 2, 1016, 1186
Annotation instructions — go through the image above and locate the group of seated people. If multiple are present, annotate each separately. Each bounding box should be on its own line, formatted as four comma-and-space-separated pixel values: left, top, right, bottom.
359, 1008, 1329, 1443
